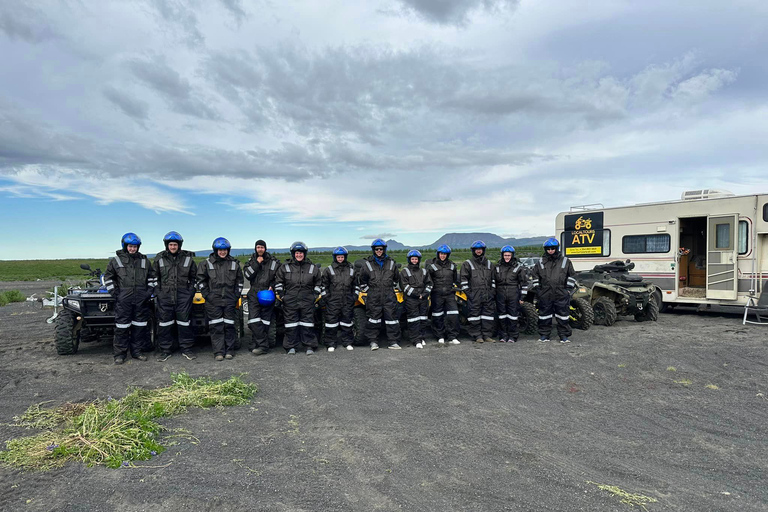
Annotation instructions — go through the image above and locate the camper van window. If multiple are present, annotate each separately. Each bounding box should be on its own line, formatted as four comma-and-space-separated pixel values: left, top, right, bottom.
622, 234, 671, 254
763, 203, 768, 222
715, 223, 731, 249
738, 220, 748, 255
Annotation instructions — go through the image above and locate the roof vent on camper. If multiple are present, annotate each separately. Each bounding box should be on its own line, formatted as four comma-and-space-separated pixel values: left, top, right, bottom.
681, 189, 735, 201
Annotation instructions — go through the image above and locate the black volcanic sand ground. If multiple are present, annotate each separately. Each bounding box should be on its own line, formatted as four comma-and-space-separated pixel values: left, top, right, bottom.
0, 281, 766, 511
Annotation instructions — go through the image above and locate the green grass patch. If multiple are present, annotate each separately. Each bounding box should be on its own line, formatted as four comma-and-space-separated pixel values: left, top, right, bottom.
0, 373, 256, 470
0, 247, 543, 281
587, 481, 658, 510
0, 290, 26, 307
673, 379, 692, 386
705, 383, 719, 390
666, 366, 677, 372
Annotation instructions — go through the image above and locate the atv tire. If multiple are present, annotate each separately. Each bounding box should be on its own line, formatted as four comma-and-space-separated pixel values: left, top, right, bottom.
635, 295, 660, 322
569, 297, 594, 331
520, 302, 539, 335
593, 296, 618, 326
55, 310, 80, 355
353, 306, 368, 345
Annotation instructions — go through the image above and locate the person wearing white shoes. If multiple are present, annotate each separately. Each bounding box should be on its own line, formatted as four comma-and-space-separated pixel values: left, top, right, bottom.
320, 247, 356, 352
426, 244, 461, 346
399, 250, 433, 349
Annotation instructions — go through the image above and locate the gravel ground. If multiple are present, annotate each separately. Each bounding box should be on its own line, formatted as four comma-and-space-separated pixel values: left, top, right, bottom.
0, 282, 766, 511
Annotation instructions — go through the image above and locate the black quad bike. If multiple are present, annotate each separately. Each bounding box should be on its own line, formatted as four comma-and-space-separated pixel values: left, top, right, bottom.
54, 264, 157, 355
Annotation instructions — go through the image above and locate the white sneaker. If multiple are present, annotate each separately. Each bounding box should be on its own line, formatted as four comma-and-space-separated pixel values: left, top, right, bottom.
438, 338, 445, 344
346, 345, 354, 351
327, 346, 335, 352
421, 339, 427, 346
371, 343, 379, 351
416, 342, 423, 349
449, 339, 460, 345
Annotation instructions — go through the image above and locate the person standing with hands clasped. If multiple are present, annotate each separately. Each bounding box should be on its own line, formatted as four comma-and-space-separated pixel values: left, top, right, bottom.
196, 237, 243, 360
400, 250, 433, 349
358, 239, 402, 350
320, 247, 356, 352
495, 245, 527, 343
530, 238, 577, 344
274, 242, 322, 355
426, 244, 461, 345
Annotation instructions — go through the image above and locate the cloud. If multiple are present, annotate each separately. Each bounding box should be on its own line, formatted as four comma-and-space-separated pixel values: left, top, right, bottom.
361, 233, 398, 239
103, 86, 150, 125
142, 0, 205, 47
392, 0, 519, 26
127, 55, 220, 120
0, 3, 58, 43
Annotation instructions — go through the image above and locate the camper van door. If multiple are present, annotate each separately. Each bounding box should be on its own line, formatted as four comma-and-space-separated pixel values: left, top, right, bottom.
706, 214, 739, 300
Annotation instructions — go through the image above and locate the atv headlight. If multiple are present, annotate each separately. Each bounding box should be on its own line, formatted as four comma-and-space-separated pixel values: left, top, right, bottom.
579, 287, 587, 293
65, 299, 81, 311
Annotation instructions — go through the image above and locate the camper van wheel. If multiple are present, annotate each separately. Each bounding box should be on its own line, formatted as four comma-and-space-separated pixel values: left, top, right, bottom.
593, 297, 618, 326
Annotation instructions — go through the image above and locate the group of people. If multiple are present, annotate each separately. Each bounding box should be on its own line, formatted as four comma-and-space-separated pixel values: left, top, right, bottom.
103, 232, 577, 365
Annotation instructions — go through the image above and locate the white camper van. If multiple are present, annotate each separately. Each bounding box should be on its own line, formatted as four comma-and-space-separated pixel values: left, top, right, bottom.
555, 190, 768, 310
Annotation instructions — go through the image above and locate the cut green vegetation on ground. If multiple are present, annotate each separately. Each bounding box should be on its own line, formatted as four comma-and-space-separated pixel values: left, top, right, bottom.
0, 373, 256, 470
0, 290, 25, 307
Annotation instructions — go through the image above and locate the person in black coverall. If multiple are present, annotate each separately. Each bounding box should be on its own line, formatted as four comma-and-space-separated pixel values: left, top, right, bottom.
274, 242, 322, 355
243, 239, 279, 355
530, 237, 577, 343
459, 240, 496, 343
358, 238, 402, 350
320, 246, 356, 352
399, 250, 432, 348
153, 231, 197, 361
196, 237, 243, 360
494, 245, 528, 343
104, 232, 155, 365
426, 244, 461, 345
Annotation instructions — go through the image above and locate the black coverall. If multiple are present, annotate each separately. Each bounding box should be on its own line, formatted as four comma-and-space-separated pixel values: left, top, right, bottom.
152, 250, 197, 353
243, 252, 279, 351
426, 257, 460, 340
274, 257, 321, 350
495, 259, 528, 341
530, 252, 577, 340
196, 254, 244, 356
320, 260, 356, 348
358, 256, 401, 346
104, 250, 155, 358
460, 254, 496, 339
399, 263, 433, 344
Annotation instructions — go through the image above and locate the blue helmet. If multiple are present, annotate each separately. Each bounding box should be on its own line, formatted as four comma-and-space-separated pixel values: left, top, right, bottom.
436, 244, 451, 256
332, 246, 348, 256
257, 289, 276, 306
121, 232, 141, 251
501, 245, 515, 254
212, 237, 231, 251
163, 231, 183, 249
470, 240, 486, 249
407, 249, 422, 260
371, 238, 387, 249
543, 237, 560, 248
290, 241, 308, 255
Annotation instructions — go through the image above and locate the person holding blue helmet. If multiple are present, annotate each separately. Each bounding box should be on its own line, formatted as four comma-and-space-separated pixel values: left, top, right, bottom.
243, 239, 279, 356
358, 238, 402, 350
426, 244, 461, 345
320, 246, 356, 352
399, 250, 433, 348
104, 233, 156, 365
460, 240, 497, 343
274, 242, 322, 355
530, 237, 577, 343
495, 245, 528, 343
153, 231, 198, 361
196, 237, 243, 360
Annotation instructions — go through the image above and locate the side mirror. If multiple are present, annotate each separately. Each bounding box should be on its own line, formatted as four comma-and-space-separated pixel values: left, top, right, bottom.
80, 263, 91, 270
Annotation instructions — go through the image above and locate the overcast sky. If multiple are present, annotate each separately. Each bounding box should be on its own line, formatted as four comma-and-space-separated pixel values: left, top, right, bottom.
1, 0, 767, 259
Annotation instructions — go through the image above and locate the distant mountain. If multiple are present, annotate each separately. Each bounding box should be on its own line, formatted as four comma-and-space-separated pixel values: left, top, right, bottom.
171, 235, 545, 258
426, 233, 549, 249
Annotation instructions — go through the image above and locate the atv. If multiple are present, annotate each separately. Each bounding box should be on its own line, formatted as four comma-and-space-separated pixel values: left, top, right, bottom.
575, 260, 659, 326
54, 264, 156, 355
